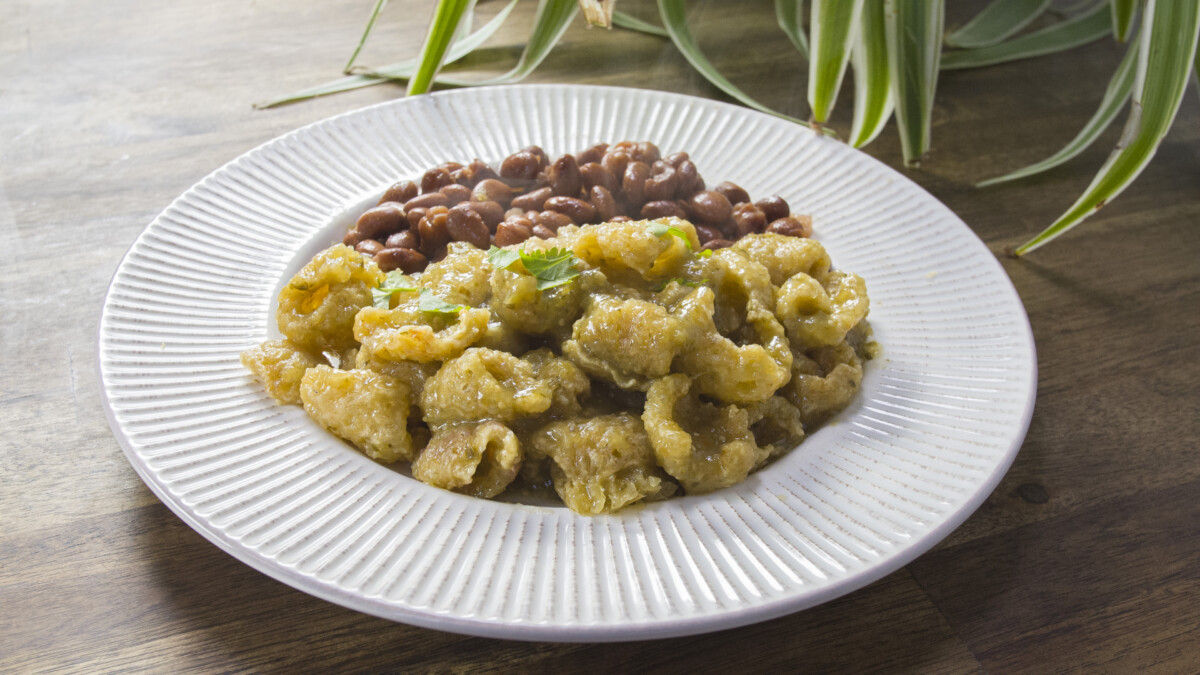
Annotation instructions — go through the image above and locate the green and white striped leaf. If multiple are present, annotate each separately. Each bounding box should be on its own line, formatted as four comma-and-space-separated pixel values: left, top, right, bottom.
657, 0, 822, 130
849, 0, 893, 147
1016, 0, 1200, 255
460, 0, 578, 86
253, 0, 519, 108
407, 0, 475, 95
885, 0, 944, 166
946, 0, 1052, 49
942, 2, 1109, 70
1110, 0, 1137, 42
344, 0, 390, 73
578, 0, 613, 27
809, 0, 864, 124
612, 9, 669, 37
775, 0, 810, 60
979, 35, 1138, 187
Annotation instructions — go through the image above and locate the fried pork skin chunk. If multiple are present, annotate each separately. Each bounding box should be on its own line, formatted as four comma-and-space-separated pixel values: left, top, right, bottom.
300, 365, 414, 463
412, 421, 522, 498
240, 339, 320, 405
277, 244, 384, 353
530, 413, 673, 514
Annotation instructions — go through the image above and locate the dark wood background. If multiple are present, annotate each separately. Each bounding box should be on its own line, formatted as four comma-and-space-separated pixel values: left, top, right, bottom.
2, 0, 1198, 671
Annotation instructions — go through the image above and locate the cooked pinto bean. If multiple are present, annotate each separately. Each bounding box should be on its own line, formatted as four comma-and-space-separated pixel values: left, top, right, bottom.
355, 239, 384, 256
385, 230, 419, 250
546, 154, 583, 197
765, 215, 812, 238
713, 181, 750, 206
493, 220, 533, 247
379, 180, 418, 205
510, 186, 553, 211
732, 202, 768, 237
535, 210, 574, 232
466, 200, 505, 231
447, 204, 491, 249
440, 183, 472, 205
421, 168, 453, 194
590, 186, 618, 222
405, 192, 449, 210
356, 203, 408, 240
640, 200, 686, 220
580, 162, 619, 193
544, 196, 596, 224
755, 195, 790, 223
686, 190, 733, 225
472, 178, 514, 207
376, 246, 427, 274
575, 142, 608, 165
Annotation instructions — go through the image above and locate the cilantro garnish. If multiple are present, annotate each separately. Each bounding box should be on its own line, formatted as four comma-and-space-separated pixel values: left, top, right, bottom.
698, 249, 713, 258
647, 221, 695, 251
371, 270, 418, 308
417, 288, 466, 315
487, 245, 582, 291
486, 245, 521, 271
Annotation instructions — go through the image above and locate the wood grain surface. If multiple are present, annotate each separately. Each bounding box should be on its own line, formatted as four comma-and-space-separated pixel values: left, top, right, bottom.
2, 0, 1198, 672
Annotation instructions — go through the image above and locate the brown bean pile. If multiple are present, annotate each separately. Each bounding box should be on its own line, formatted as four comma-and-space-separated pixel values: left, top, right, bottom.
343, 141, 814, 274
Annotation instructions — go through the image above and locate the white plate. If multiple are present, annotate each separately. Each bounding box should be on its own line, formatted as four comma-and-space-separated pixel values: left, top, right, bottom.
98, 84, 1036, 641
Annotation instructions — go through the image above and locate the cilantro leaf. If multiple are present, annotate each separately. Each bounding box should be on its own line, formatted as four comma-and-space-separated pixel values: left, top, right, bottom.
417, 288, 466, 315
518, 247, 581, 291
486, 245, 521, 271
698, 248, 713, 258
371, 270, 418, 308
647, 221, 695, 251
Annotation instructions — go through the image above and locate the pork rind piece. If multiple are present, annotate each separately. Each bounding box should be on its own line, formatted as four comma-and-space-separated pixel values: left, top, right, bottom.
353, 343, 439, 397
240, 339, 320, 405
299, 365, 414, 463
412, 420, 522, 498
775, 270, 869, 350
784, 343, 864, 428
418, 242, 493, 306
522, 348, 591, 417
745, 396, 806, 459
671, 286, 792, 405
731, 233, 832, 287
643, 374, 767, 494
530, 413, 672, 514
562, 295, 685, 390
489, 266, 584, 335
571, 218, 697, 280
703, 247, 777, 338
354, 302, 490, 363
277, 244, 385, 353
419, 348, 553, 427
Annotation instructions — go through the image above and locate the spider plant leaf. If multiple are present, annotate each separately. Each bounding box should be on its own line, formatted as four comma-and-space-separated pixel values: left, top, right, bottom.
344, 0, 390, 73
578, 0, 613, 28
657, 0, 825, 131
612, 10, 669, 37
407, 0, 475, 95
978, 35, 1138, 187
453, 0, 578, 86
1110, 0, 1137, 42
849, 0, 893, 147
254, 0, 518, 108
885, 0, 945, 166
809, 0, 865, 124
941, 1, 1109, 70
945, 0, 1052, 49
1015, 0, 1200, 255
775, 0, 810, 60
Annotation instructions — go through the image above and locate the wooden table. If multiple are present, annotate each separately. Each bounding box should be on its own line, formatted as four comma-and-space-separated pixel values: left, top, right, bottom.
3, 0, 1198, 671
